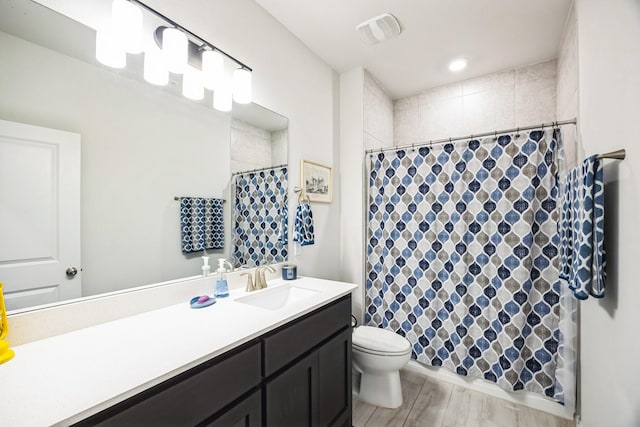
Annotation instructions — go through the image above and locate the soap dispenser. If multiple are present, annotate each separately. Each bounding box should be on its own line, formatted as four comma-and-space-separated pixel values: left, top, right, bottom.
214, 258, 233, 298
201, 256, 211, 277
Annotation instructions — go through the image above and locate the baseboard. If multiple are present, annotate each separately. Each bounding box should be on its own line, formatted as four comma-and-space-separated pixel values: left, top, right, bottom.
403, 361, 575, 420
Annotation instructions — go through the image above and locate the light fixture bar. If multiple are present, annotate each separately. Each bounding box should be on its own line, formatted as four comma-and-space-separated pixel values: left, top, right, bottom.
128, 0, 252, 72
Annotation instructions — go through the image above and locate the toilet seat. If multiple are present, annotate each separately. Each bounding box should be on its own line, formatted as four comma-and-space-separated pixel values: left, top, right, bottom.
353, 326, 411, 356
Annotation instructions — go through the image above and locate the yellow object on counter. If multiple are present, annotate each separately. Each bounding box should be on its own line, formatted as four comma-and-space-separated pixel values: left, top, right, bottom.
0, 282, 15, 364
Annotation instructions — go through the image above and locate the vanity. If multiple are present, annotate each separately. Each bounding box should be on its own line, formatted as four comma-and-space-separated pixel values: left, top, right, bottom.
0, 277, 357, 426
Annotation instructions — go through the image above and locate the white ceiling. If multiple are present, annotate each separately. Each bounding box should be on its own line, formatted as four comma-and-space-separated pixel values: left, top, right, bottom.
255, 0, 573, 99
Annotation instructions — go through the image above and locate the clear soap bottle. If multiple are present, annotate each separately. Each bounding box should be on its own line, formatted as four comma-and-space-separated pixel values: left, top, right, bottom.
214, 258, 232, 298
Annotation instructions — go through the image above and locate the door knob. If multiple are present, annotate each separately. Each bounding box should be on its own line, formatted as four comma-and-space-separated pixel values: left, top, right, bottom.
66, 267, 78, 278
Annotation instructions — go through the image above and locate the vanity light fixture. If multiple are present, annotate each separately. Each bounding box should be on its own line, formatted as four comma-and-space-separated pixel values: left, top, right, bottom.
111, 0, 143, 54
161, 27, 188, 74
202, 49, 224, 90
213, 79, 233, 112
183, 65, 205, 100
96, 0, 253, 111
233, 68, 252, 104
95, 26, 126, 68
448, 58, 468, 72
143, 46, 169, 86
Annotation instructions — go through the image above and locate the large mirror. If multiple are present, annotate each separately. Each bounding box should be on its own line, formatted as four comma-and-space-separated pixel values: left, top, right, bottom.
0, 0, 288, 312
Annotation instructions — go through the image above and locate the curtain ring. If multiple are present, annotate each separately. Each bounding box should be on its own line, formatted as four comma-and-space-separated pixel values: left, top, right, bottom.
494, 130, 498, 141
411, 143, 415, 152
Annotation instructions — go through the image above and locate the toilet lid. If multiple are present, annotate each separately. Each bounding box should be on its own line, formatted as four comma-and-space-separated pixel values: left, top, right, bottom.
353, 326, 411, 355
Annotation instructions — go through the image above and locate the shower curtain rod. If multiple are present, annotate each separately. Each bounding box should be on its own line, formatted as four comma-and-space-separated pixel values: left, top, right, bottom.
365, 118, 578, 155
231, 164, 287, 177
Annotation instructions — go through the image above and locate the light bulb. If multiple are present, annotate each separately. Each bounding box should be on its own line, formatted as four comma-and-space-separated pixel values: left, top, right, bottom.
95, 27, 126, 69
214, 79, 233, 112
112, 0, 143, 54
143, 47, 168, 86
162, 27, 188, 74
232, 68, 252, 104
448, 58, 468, 72
202, 50, 224, 90
183, 66, 204, 100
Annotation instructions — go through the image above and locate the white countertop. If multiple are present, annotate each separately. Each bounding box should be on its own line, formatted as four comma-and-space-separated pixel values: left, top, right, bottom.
0, 277, 357, 426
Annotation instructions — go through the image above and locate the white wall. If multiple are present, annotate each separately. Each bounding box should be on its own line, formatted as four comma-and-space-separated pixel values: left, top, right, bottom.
0, 31, 230, 297
339, 67, 365, 319
394, 60, 558, 145
33, 0, 341, 281
575, 0, 640, 426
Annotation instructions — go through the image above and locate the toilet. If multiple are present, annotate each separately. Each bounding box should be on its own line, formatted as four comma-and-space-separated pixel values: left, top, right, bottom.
352, 326, 412, 408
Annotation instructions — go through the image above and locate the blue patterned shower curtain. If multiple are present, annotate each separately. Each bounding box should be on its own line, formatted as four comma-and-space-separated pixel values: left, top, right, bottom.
366, 130, 574, 403
232, 166, 288, 268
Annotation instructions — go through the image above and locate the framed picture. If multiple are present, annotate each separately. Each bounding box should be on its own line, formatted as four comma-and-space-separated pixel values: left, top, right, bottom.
301, 159, 332, 203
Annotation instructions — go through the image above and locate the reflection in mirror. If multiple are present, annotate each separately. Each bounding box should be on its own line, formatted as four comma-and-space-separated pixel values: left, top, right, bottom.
0, 0, 288, 312
230, 117, 288, 268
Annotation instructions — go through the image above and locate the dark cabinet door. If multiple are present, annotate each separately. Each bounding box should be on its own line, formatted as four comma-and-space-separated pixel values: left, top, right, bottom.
78, 342, 261, 427
204, 389, 262, 427
265, 351, 319, 427
318, 328, 352, 427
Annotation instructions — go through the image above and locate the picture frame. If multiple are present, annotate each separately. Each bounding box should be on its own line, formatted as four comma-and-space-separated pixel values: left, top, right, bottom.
301, 159, 332, 203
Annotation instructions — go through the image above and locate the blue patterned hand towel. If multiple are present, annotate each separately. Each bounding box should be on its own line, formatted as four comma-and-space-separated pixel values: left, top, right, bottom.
559, 155, 605, 299
180, 197, 224, 253
293, 202, 315, 246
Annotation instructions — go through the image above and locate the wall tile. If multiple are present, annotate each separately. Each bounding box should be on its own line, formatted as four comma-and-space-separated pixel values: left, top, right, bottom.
556, 3, 578, 168
394, 94, 419, 112
394, 106, 420, 146
418, 82, 462, 104
393, 61, 559, 147
364, 132, 383, 151
231, 119, 274, 171
271, 129, 288, 166
462, 88, 515, 135
419, 96, 463, 141
463, 70, 515, 96
364, 71, 393, 145
516, 60, 557, 125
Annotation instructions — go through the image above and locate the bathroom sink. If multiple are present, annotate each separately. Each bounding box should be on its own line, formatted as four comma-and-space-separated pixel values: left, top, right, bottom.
235, 284, 319, 311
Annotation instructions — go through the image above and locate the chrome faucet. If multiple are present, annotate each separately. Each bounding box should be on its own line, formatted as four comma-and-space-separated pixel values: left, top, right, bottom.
240, 272, 256, 292
254, 265, 276, 290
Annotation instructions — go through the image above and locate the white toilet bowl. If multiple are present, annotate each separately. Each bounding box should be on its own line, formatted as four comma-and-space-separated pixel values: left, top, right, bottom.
352, 326, 411, 408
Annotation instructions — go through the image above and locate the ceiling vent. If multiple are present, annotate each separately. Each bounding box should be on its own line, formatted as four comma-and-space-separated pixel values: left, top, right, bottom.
356, 13, 402, 45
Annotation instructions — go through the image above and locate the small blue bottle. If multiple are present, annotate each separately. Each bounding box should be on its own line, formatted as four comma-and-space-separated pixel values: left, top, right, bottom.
214, 258, 231, 298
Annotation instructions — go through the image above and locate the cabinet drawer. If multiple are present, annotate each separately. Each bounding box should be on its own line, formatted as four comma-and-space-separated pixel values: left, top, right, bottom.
264, 295, 351, 377
82, 341, 261, 426
204, 389, 262, 427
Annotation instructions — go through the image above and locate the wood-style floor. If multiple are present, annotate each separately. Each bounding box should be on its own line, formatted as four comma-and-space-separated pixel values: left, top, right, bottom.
353, 371, 575, 427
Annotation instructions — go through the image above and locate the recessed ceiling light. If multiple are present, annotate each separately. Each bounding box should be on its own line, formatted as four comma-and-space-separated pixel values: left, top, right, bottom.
448, 58, 468, 72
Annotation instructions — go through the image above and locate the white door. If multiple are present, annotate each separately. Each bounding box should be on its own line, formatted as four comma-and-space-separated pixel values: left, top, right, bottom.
0, 119, 81, 311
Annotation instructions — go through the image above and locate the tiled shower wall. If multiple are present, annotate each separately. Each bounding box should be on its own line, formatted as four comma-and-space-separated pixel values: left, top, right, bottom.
230, 119, 287, 174
393, 60, 558, 146
556, 3, 578, 167
363, 70, 394, 151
